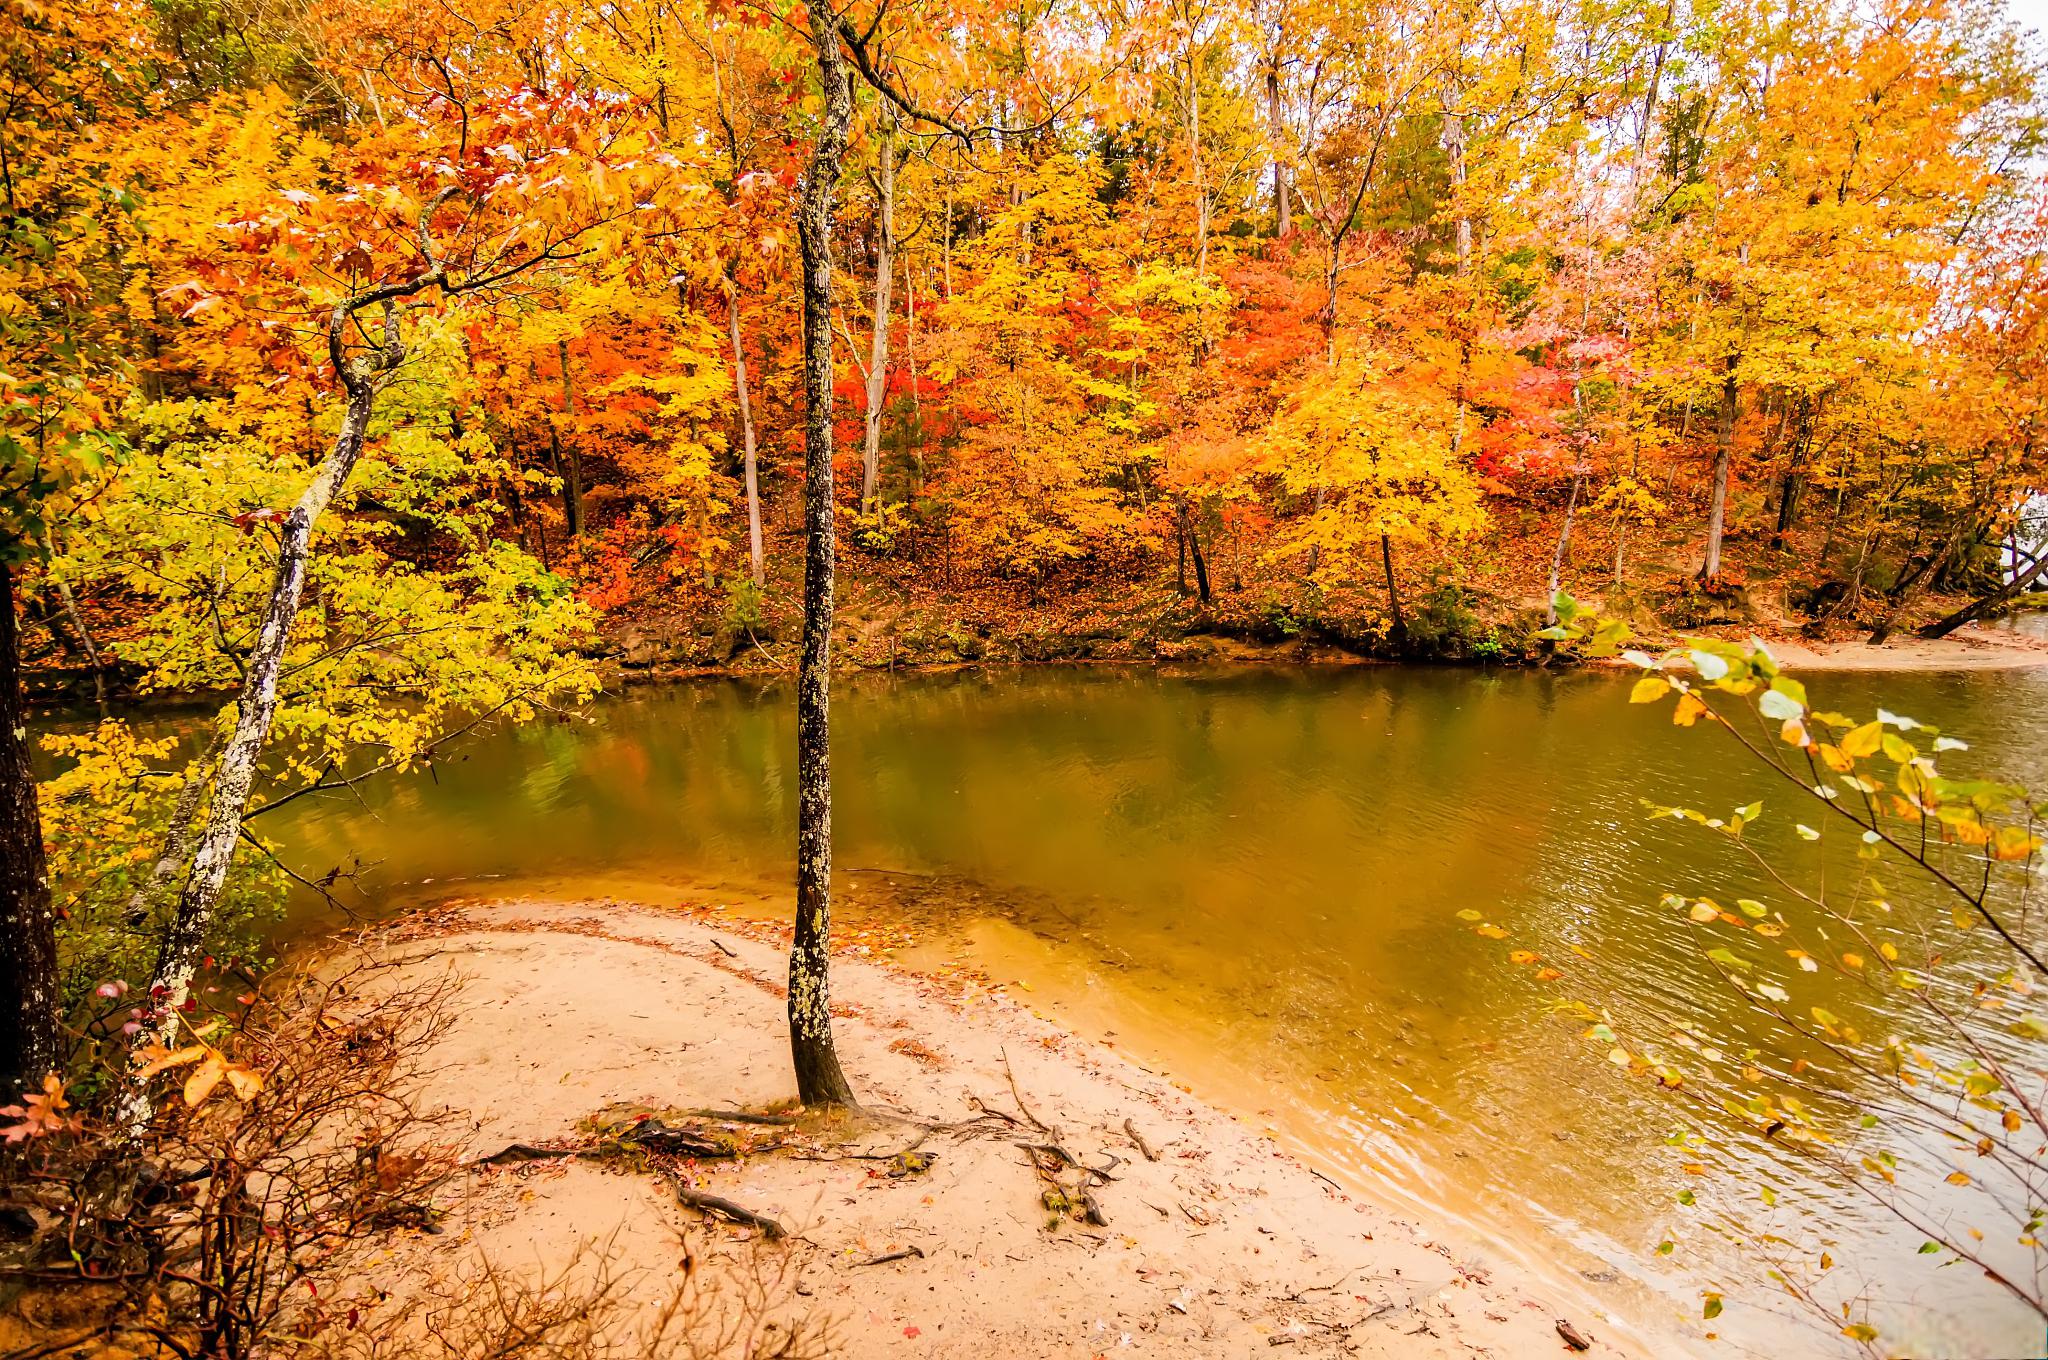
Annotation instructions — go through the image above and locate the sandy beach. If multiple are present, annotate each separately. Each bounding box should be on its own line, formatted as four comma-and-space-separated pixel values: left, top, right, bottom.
346, 898, 1675, 1359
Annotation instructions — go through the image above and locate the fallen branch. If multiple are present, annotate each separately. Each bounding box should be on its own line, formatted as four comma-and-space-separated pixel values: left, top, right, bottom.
710, 937, 740, 959
684, 1107, 799, 1126
1123, 1117, 1159, 1161
853, 1244, 928, 1268
471, 1143, 593, 1167
667, 1178, 787, 1240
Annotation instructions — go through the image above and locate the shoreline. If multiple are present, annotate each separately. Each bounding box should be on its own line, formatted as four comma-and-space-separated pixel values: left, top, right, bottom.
359, 896, 1682, 1358
26, 619, 2048, 711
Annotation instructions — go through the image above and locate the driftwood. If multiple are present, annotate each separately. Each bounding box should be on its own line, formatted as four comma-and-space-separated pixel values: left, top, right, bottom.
852, 1244, 928, 1268
1555, 1319, 1593, 1352
1123, 1118, 1159, 1161
469, 1113, 786, 1170
683, 1107, 799, 1126
668, 1180, 787, 1240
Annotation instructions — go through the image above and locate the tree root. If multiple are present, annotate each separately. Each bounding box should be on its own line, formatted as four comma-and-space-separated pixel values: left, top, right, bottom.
665, 1176, 787, 1240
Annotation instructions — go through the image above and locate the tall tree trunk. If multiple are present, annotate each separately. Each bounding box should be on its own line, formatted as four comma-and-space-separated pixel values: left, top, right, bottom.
1266, 63, 1289, 235
1544, 474, 1583, 625
0, 557, 59, 1102
1381, 533, 1407, 651
555, 340, 584, 538
790, 4, 857, 1108
139, 374, 381, 1089
1701, 355, 1738, 581
728, 287, 765, 586
1443, 104, 1470, 271
1188, 512, 1212, 604
860, 107, 897, 515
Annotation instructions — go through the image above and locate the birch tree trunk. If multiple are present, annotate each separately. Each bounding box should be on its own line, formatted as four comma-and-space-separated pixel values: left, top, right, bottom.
141, 379, 380, 1046
860, 107, 897, 515
1701, 357, 1738, 581
0, 557, 59, 1101
728, 287, 765, 586
790, 2, 857, 1108
1544, 473, 1583, 624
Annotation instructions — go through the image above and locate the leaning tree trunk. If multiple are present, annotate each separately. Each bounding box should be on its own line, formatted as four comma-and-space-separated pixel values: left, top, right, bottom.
1920, 548, 2048, 639
728, 287, 765, 586
859, 107, 897, 515
789, 0, 858, 1109
0, 557, 59, 1102
1700, 357, 1738, 581
139, 377, 380, 1068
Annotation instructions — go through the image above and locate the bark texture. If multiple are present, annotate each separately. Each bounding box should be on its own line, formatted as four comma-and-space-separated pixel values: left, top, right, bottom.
728, 288, 765, 585
0, 558, 60, 1100
790, 4, 857, 1108
859, 107, 897, 514
143, 377, 381, 1043
1701, 357, 1738, 580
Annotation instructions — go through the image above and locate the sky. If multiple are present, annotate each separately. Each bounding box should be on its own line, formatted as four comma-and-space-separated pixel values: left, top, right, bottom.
2010, 0, 2048, 39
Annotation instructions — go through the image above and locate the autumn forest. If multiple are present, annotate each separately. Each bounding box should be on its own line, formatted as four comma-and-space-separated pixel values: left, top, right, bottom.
5, 0, 2048, 1351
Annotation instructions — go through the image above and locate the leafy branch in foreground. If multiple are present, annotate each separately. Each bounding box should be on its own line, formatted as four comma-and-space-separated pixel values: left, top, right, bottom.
1522, 597, 2047, 1354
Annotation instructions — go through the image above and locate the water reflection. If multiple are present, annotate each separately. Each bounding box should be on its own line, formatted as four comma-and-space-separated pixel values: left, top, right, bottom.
71, 662, 2048, 1357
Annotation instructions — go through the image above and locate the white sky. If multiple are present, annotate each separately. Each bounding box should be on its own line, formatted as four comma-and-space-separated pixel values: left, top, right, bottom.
2009, 0, 2048, 40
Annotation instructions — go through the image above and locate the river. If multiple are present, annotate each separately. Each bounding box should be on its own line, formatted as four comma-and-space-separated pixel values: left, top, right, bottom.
72, 657, 2048, 1357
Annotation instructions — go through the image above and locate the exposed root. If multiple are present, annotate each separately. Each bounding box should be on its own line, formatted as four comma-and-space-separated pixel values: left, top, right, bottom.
665, 1177, 788, 1240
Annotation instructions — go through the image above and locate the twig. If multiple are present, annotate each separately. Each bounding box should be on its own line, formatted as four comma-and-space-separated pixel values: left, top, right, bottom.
853, 1244, 928, 1268
1000, 1048, 1051, 1133
710, 937, 740, 959
1123, 1117, 1160, 1161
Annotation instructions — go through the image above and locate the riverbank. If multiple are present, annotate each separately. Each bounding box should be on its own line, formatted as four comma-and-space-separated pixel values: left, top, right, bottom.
360, 897, 1668, 1358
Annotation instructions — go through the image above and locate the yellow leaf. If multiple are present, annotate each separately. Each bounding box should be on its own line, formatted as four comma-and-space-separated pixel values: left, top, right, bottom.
134, 1044, 208, 1080
225, 1064, 264, 1102
1673, 693, 1709, 727
1945, 1171, 1972, 1187
184, 1055, 228, 1108
1630, 677, 1671, 704
1841, 722, 1883, 759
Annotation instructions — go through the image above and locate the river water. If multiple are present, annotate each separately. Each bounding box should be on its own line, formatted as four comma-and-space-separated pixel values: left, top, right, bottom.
90, 659, 2048, 1357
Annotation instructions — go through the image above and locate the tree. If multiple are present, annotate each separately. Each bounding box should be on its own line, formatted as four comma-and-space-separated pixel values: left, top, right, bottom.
0, 0, 151, 1099
124, 66, 643, 1071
